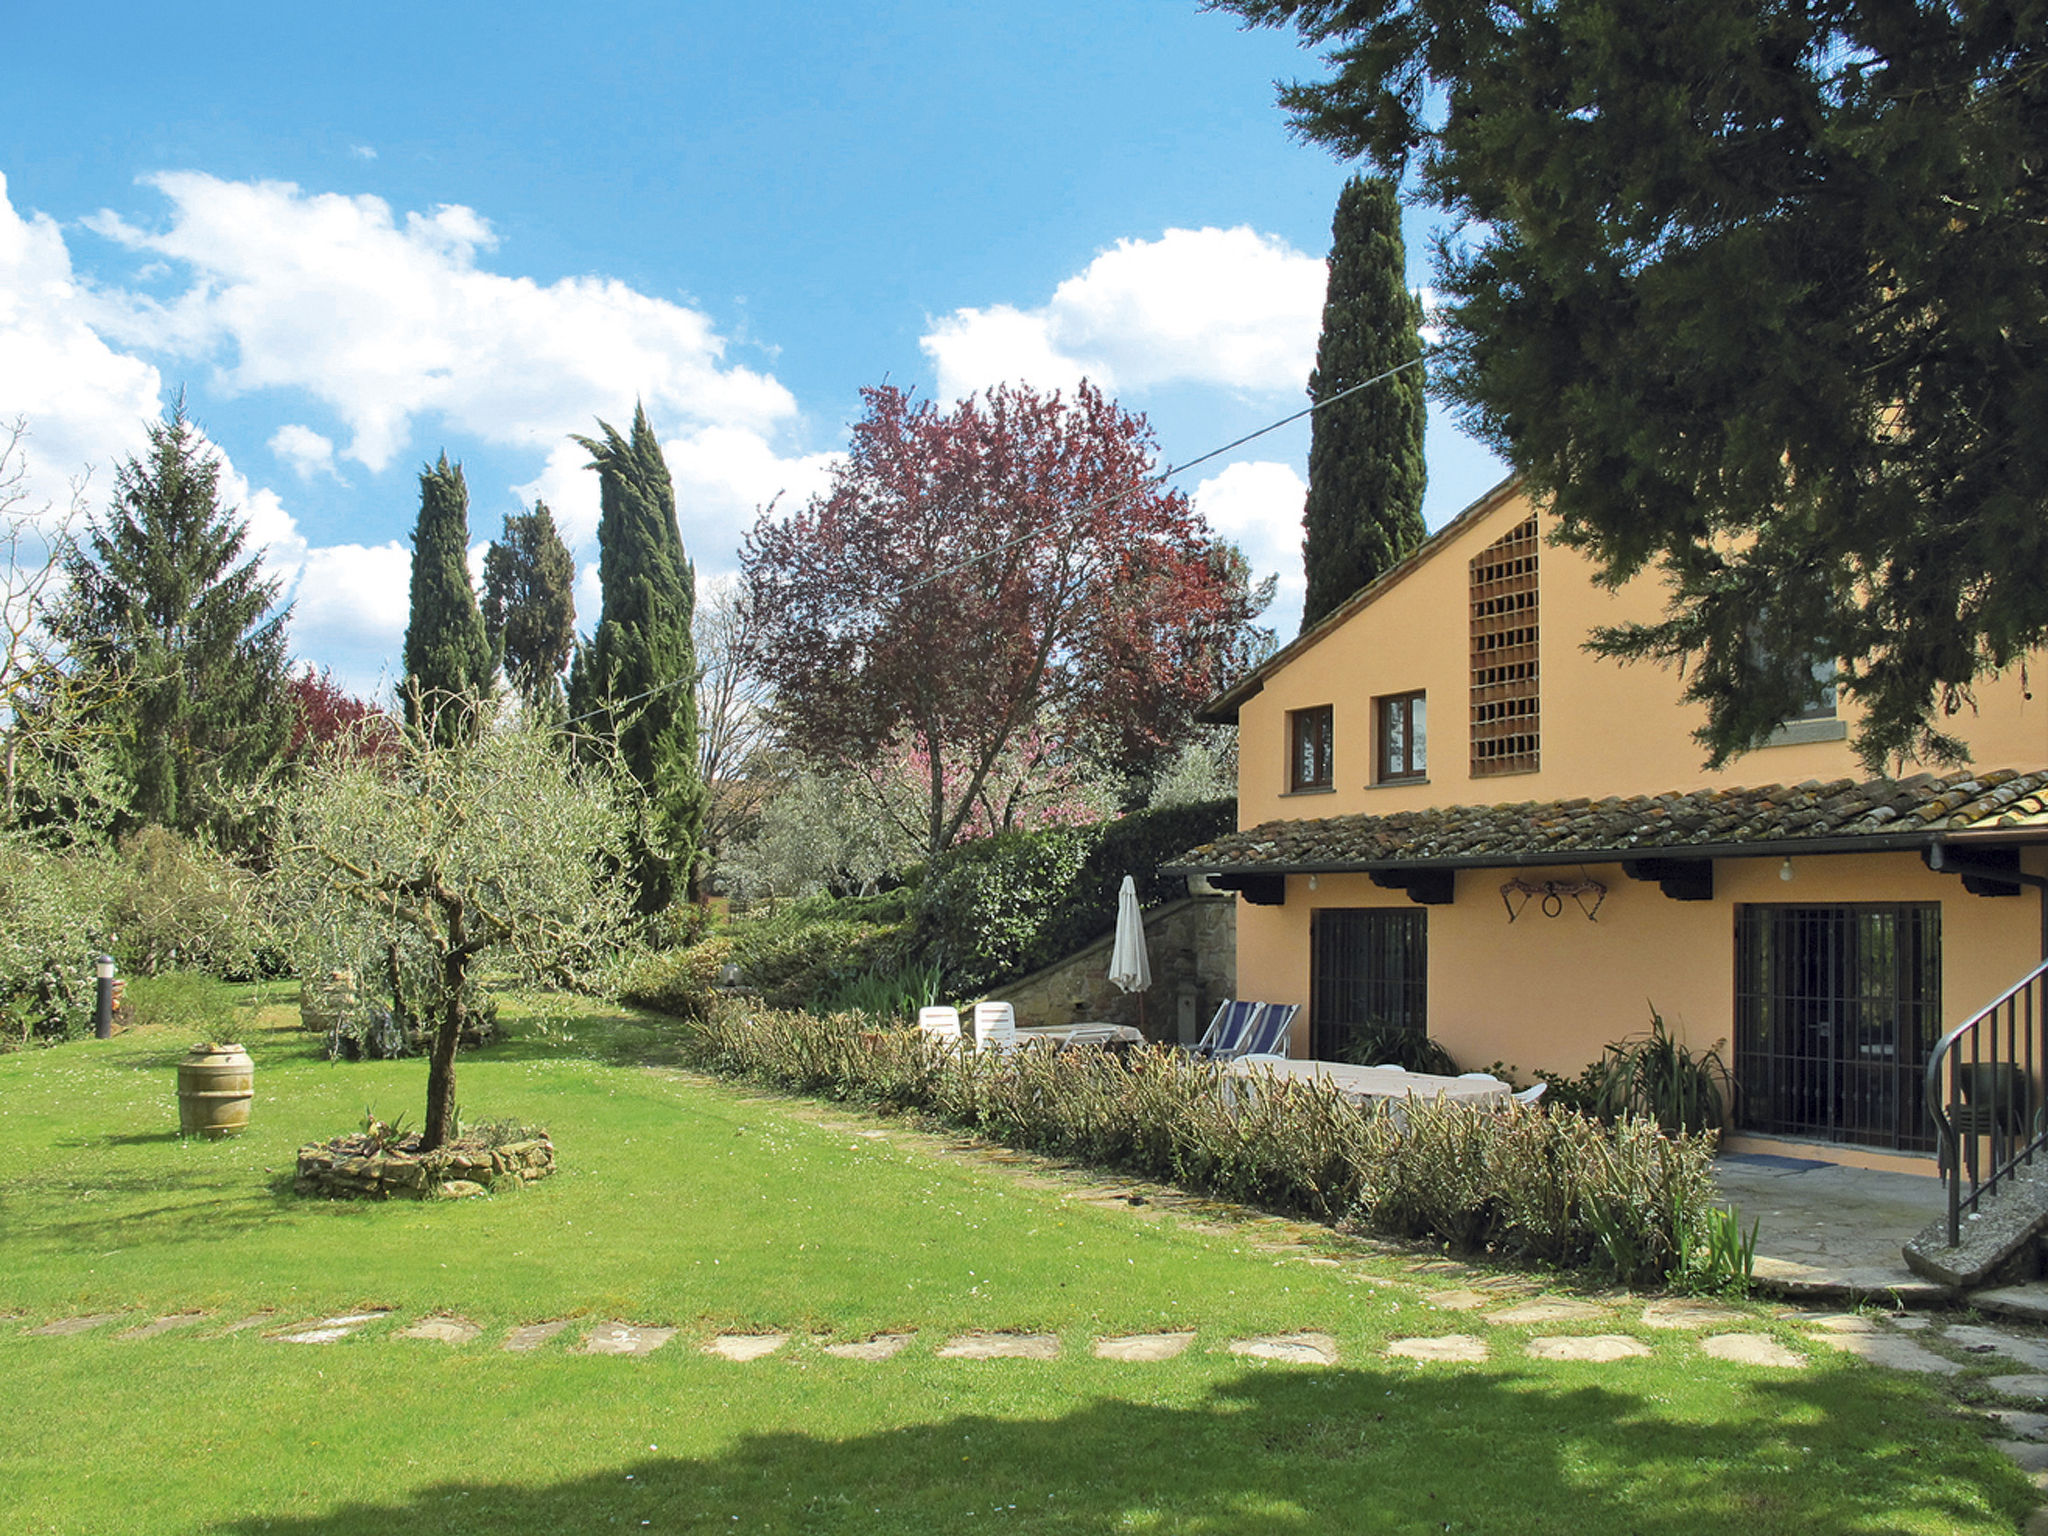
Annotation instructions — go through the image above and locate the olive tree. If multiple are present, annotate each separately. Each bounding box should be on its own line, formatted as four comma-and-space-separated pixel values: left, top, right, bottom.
274, 706, 633, 1149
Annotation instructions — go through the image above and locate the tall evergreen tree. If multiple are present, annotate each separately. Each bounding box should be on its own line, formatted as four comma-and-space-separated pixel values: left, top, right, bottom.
481, 500, 575, 715
1299, 174, 1426, 631
566, 405, 704, 911
56, 398, 293, 842
401, 454, 491, 745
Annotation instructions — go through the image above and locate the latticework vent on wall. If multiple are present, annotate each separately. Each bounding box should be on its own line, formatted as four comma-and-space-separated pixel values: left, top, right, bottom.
1470, 516, 1540, 776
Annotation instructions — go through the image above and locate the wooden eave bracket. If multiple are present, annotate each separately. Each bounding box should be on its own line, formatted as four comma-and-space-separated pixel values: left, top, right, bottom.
1620, 857, 1715, 902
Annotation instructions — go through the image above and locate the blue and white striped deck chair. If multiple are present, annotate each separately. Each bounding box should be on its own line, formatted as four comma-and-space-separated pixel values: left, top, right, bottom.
1188, 1000, 1264, 1059
1233, 1002, 1298, 1060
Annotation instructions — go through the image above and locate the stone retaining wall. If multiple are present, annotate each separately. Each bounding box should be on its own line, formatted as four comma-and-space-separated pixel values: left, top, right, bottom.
995, 894, 1235, 1044
295, 1136, 555, 1200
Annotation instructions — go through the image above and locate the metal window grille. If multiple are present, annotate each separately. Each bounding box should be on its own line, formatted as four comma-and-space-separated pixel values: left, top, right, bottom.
1310, 908, 1428, 1060
1734, 903, 1942, 1152
1470, 517, 1540, 776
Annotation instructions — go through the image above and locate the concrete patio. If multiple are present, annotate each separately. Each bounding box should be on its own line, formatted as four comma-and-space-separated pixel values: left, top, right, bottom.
1715, 1151, 1953, 1303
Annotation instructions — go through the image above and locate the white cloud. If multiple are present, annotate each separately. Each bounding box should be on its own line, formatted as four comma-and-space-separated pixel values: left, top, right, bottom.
1190, 459, 1306, 636
921, 226, 1326, 405
83, 172, 802, 475
268, 422, 339, 481
349, 145, 378, 161
0, 171, 163, 522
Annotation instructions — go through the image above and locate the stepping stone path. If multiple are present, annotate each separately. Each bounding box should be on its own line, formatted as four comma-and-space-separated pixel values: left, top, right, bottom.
1094, 1332, 1193, 1362
706, 1333, 787, 1361
1700, 1333, 1808, 1368
503, 1319, 572, 1352
1424, 1289, 1490, 1312
1640, 1299, 1748, 1329
937, 1331, 1060, 1360
1947, 1324, 2048, 1372
1805, 1329, 1962, 1375
273, 1310, 391, 1345
118, 1312, 210, 1341
579, 1321, 675, 1356
215, 1312, 276, 1335
1387, 1334, 1488, 1363
1227, 1332, 1337, 1365
1487, 1299, 1610, 1325
396, 1316, 482, 1345
25, 1313, 125, 1337
822, 1333, 912, 1361
1527, 1335, 1650, 1363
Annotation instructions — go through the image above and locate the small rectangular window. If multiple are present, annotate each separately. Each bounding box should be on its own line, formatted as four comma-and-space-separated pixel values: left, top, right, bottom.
1289, 705, 1333, 792
1377, 691, 1426, 782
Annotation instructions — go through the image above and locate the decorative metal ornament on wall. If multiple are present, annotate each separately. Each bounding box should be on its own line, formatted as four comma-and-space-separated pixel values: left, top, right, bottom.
1499, 877, 1607, 922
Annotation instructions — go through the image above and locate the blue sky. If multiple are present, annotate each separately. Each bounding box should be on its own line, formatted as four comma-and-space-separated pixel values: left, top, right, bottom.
0, 0, 1506, 697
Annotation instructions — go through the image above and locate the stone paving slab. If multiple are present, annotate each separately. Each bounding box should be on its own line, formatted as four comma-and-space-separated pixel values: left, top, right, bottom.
1990, 1375, 2048, 1399
396, 1316, 482, 1344
272, 1310, 393, 1345
1716, 1155, 1945, 1302
1947, 1324, 2048, 1371
1487, 1299, 1610, 1325
821, 1333, 914, 1361
503, 1319, 573, 1352
1227, 1332, 1337, 1365
1387, 1334, 1488, 1363
1995, 1441, 2048, 1477
1804, 1312, 1882, 1333
1990, 1410, 2048, 1441
706, 1333, 787, 1361
1806, 1331, 1962, 1374
25, 1313, 127, 1337
1700, 1333, 1808, 1368
1640, 1299, 1749, 1329
938, 1331, 1060, 1360
1526, 1334, 1651, 1363
578, 1321, 676, 1356
214, 1312, 276, 1335
1093, 1332, 1194, 1361
1975, 1285, 2048, 1324
1424, 1289, 1489, 1312
117, 1312, 210, 1340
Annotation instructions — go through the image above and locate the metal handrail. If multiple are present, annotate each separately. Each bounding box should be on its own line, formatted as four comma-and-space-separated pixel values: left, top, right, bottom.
1927, 957, 2048, 1246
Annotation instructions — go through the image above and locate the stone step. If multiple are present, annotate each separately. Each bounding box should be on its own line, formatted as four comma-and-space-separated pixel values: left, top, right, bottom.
1974, 1281, 2048, 1325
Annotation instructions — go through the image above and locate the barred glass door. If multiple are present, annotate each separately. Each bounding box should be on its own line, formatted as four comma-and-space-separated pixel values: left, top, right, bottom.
1310, 908, 1428, 1061
1734, 904, 1942, 1151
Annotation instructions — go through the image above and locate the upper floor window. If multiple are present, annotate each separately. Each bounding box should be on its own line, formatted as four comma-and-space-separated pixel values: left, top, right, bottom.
1470, 516, 1541, 776
1289, 705, 1334, 792
1377, 691, 1426, 782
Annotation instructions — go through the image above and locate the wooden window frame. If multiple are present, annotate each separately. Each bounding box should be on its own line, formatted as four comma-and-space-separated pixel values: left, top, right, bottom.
1376, 690, 1427, 783
1288, 704, 1334, 793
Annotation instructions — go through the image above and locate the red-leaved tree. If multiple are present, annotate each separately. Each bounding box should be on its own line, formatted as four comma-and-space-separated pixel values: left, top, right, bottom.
741, 382, 1268, 860
286, 669, 395, 765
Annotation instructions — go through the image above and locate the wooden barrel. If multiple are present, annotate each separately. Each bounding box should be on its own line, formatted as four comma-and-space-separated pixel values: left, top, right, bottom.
177, 1043, 254, 1139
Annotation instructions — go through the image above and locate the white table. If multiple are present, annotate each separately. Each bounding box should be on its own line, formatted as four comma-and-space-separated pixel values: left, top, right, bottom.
1223, 1057, 1511, 1108
1015, 1023, 1145, 1050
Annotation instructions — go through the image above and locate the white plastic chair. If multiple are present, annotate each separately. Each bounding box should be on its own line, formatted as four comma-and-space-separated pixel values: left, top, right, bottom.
918, 1006, 961, 1044
1513, 1082, 1548, 1106
1370, 1063, 1408, 1072
971, 1000, 1017, 1052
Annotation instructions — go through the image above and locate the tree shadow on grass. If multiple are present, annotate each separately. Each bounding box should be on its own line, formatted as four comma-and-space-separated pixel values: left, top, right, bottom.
202, 1362, 2025, 1536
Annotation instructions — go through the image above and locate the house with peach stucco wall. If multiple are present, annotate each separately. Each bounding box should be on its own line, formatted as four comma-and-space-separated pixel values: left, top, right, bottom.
1170, 476, 2048, 1175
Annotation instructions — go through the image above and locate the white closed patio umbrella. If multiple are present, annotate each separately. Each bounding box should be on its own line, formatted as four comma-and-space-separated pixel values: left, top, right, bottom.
1108, 875, 1152, 1032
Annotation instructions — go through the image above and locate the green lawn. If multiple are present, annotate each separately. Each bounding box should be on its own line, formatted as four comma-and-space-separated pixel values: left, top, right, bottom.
0, 990, 2031, 1534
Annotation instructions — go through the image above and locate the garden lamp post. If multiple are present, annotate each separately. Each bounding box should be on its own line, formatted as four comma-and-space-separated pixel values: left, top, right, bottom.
94, 955, 116, 1039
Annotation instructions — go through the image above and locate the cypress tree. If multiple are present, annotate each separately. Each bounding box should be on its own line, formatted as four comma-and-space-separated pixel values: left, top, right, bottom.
481, 499, 576, 715
56, 397, 293, 842
566, 405, 704, 912
1299, 175, 1427, 631
401, 454, 491, 745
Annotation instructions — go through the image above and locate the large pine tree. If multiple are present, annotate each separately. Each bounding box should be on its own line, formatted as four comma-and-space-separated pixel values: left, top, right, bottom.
481, 499, 576, 715
401, 454, 491, 745
566, 405, 704, 911
57, 399, 293, 842
1299, 175, 1427, 632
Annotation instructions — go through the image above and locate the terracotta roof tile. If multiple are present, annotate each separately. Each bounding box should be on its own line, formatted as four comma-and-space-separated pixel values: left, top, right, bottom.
1173, 769, 2048, 873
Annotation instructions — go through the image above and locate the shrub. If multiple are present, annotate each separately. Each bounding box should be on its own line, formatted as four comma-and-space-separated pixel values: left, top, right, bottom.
678, 1004, 1723, 1285
106, 826, 269, 979
1556, 1007, 1731, 1134
1332, 1025, 1457, 1074
0, 837, 103, 1045
616, 935, 737, 1021
728, 913, 902, 1008
118, 970, 241, 1035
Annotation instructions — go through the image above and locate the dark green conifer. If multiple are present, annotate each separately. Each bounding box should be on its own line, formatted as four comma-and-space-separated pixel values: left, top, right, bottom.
566, 405, 704, 912
481, 500, 576, 715
1299, 175, 1427, 632
57, 397, 293, 842
401, 454, 491, 744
